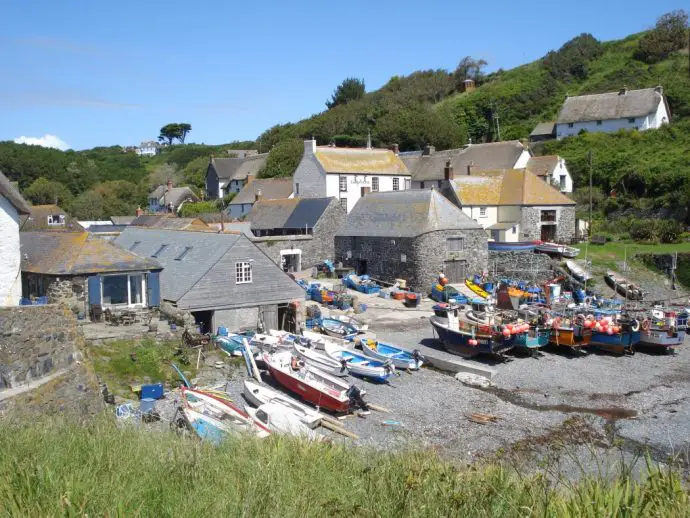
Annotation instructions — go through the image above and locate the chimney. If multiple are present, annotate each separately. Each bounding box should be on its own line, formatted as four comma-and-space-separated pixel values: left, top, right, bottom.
167, 179, 173, 192
135, 206, 143, 217
422, 144, 435, 156
467, 161, 478, 176
255, 189, 263, 202
304, 139, 316, 155
246, 174, 255, 185
444, 160, 454, 181
389, 143, 399, 155
655, 85, 663, 95
619, 86, 628, 96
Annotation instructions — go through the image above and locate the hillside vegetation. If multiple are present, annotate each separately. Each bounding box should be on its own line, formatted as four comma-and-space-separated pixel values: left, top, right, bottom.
0, 418, 688, 516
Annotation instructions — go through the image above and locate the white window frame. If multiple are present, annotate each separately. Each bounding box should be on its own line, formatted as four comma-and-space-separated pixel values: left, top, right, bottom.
479, 207, 487, 218
371, 177, 379, 191
404, 178, 411, 190
235, 261, 252, 284
340, 197, 347, 210
47, 214, 65, 226
393, 178, 400, 191
339, 175, 347, 192
100, 273, 147, 308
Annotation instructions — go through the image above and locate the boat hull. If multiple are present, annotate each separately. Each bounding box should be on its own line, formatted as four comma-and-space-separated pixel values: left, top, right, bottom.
465, 280, 490, 299
361, 340, 422, 370
514, 329, 551, 350
320, 318, 358, 339
488, 241, 537, 252
323, 344, 393, 382
548, 327, 592, 348
590, 331, 641, 354
242, 380, 322, 428
638, 329, 684, 350
430, 317, 514, 358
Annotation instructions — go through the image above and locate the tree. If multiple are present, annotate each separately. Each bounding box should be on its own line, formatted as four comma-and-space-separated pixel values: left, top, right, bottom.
453, 57, 488, 90
635, 10, 689, 64
178, 123, 192, 144
149, 163, 183, 190
326, 78, 366, 109
542, 34, 603, 81
69, 190, 105, 220
259, 139, 304, 178
158, 123, 181, 145
24, 177, 73, 206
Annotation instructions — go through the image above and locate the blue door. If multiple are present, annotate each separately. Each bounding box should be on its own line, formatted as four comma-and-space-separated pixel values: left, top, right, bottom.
147, 272, 161, 307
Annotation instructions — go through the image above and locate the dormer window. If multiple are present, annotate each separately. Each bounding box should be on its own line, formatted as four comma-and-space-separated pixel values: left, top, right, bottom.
47, 215, 65, 226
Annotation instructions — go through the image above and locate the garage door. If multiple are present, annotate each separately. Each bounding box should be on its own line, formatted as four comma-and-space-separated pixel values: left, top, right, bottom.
444, 260, 468, 284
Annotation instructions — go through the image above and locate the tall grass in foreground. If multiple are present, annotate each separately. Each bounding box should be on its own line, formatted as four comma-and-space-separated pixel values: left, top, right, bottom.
0, 418, 687, 517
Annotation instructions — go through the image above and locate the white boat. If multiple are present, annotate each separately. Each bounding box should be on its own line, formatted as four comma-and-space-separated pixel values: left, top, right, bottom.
536, 241, 579, 258
245, 403, 322, 440
360, 338, 424, 370
565, 260, 591, 282
293, 343, 344, 374
330, 315, 369, 332
638, 309, 686, 350
242, 380, 322, 429
323, 342, 395, 383
301, 330, 351, 350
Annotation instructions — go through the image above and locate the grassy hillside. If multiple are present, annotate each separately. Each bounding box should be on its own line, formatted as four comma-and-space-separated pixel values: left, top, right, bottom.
0, 418, 687, 516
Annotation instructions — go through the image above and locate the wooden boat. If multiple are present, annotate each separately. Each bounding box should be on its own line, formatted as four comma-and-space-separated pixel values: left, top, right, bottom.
181, 388, 271, 438
245, 403, 321, 440
488, 241, 537, 252
360, 338, 424, 370
465, 279, 490, 299
638, 310, 686, 351
429, 303, 516, 358
548, 316, 592, 349
496, 284, 530, 310
331, 314, 368, 332
243, 380, 322, 429
181, 408, 231, 444
263, 350, 358, 413
590, 329, 640, 355
604, 271, 643, 300
514, 327, 551, 351
293, 343, 343, 373
565, 260, 592, 282
323, 342, 395, 383
319, 318, 358, 339
535, 241, 579, 258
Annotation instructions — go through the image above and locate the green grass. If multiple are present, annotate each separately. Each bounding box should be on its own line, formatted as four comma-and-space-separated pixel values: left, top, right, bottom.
575, 241, 690, 270
0, 418, 688, 517
88, 338, 197, 397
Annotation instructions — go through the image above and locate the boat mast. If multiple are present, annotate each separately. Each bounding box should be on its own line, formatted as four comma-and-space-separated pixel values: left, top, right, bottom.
583, 150, 593, 294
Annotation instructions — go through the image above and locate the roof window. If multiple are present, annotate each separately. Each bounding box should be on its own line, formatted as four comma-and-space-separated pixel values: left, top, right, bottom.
175, 246, 192, 261
151, 244, 169, 258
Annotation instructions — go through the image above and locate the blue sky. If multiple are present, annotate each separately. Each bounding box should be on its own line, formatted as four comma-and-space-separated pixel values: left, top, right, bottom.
0, 0, 683, 150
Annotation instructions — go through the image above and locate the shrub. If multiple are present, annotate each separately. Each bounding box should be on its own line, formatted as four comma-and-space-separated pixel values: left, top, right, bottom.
656, 219, 683, 243
634, 10, 689, 64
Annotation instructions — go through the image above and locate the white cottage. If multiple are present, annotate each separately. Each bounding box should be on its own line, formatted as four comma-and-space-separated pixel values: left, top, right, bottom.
555, 86, 670, 140
0, 170, 32, 306
524, 155, 573, 193
292, 140, 410, 213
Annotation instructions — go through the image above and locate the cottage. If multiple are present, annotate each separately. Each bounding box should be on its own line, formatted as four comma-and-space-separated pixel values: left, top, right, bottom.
335, 189, 487, 290
293, 140, 410, 213
136, 141, 162, 157
19, 204, 84, 232
555, 86, 670, 140
248, 197, 346, 273
226, 178, 293, 219
148, 180, 199, 213
20, 232, 162, 317
524, 156, 573, 193
529, 122, 556, 143
0, 170, 31, 305
403, 141, 531, 189
438, 166, 576, 243
205, 152, 267, 199
114, 228, 305, 332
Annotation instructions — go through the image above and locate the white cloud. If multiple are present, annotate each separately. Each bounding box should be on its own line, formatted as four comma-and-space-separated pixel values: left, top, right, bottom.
13, 134, 70, 151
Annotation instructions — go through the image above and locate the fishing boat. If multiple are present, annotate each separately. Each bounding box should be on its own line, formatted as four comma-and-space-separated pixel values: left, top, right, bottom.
360, 338, 424, 370
293, 342, 344, 374
429, 303, 516, 358
514, 327, 551, 352
465, 279, 490, 299
488, 241, 538, 252
604, 271, 643, 300
245, 403, 321, 440
323, 342, 395, 382
263, 350, 359, 413
547, 314, 592, 349
181, 408, 231, 444
242, 380, 322, 429
331, 314, 368, 332
496, 283, 531, 310
638, 309, 687, 351
564, 260, 592, 283
535, 241, 580, 258
181, 388, 271, 439
318, 318, 358, 339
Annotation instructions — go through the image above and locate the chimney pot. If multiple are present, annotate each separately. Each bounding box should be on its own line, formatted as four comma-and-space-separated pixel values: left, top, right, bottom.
304, 139, 316, 155
467, 161, 478, 176
390, 143, 399, 155
255, 189, 263, 202
422, 144, 435, 156
444, 160, 454, 181
135, 206, 143, 217
655, 85, 663, 95
619, 86, 628, 95
167, 179, 173, 191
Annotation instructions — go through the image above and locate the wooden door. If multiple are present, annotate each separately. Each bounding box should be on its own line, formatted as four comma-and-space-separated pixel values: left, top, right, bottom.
443, 260, 467, 283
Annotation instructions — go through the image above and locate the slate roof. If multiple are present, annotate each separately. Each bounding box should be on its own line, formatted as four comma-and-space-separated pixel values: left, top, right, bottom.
314, 147, 409, 176
114, 227, 304, 309
525, 156, 559, 178
130, 215, 210, 231
556, 88, 665, 124
19, 205, 85, 232
450, 169, 575, 206
530, 122, 556, 137
407, 141, 528, 182
336, 189, 482, 238
148, 186, 199, 207
249, 197, 333, 230
110, 215, 136, 225
88, 224, 127, 234
210, 154, 268, 181
20, 232, 161, 275
229, 178, 293, 205
0, 169, 31, 214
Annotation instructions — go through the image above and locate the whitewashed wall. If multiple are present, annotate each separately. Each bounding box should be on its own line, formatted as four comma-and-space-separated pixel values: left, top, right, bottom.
0, 196, 22, 306
326, 174, 410, 213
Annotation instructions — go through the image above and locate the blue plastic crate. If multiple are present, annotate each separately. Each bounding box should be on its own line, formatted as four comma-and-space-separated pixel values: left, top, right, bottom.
141, 383, 164, 400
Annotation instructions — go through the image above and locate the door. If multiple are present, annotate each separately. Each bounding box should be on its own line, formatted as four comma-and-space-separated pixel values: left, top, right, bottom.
444, 260, 467, 283
356, 259, 368, 275
261, 305, 279, 331
541, 225, 556, 242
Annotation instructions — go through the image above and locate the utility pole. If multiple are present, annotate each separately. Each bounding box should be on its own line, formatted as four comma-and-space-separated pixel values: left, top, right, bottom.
492, 109, 501, 141
671, 252, 678, 290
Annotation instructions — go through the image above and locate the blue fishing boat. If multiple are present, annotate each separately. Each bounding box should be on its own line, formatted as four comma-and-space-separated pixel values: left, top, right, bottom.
319, 318, 358, 340
590, 330, 641, 355
488, 241, 537, 252
514, 328, 551, 351
323, 343, 395, 382
360, 338, 424, 370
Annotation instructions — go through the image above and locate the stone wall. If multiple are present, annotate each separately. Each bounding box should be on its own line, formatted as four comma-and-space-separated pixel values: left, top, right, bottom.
213, 307, 260, 333
335, 235, 417, 286
520, 206, 576, 243
556, 207, 576, 243
488, 251, 556, 283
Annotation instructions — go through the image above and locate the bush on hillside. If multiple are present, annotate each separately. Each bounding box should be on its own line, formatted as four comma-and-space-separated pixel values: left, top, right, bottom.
629, 218, 683, 243
542, 33, 603, 81
634, 10, 689, 64
259, 139, 303, 178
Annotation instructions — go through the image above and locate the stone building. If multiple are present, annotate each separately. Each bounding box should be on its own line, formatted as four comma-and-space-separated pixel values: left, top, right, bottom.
0, 170, 31, 306
20, 231, 162, 317
205, 151, 267, 199
248, 197, 346, 273
335, 189, 488, 291
226, 178, 294, 220
19, 204, 85, 232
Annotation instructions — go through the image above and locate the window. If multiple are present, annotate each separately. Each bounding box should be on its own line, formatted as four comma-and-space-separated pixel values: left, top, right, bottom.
101, 274, 145, 307
129, 275, 143, 304
151, 244, 168, 258
129, 241, 141, 251
447, 237, 464, 252
295, 182, 300, 196
568, 123, 574, 128
339, 175, 347, 192
420, 181, 425, 189
628, 117, 635, 123
401, 253, 407, 263
405, 178, 411, 190
175, 246, 192, 261
47, 214, 65, 226
235, 261, 252, 284
371, 177, 379, 191
340, 197, 347, 209
559, 175, 566, 190
541, 210, 557, 222
596, 120, 602, 126
512, 226, 517, 234
393, 178, 400, 191
479, 207, 487, 218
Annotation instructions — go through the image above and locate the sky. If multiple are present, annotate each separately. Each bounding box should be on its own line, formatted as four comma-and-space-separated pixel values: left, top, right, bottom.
0, 0, 684, 151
